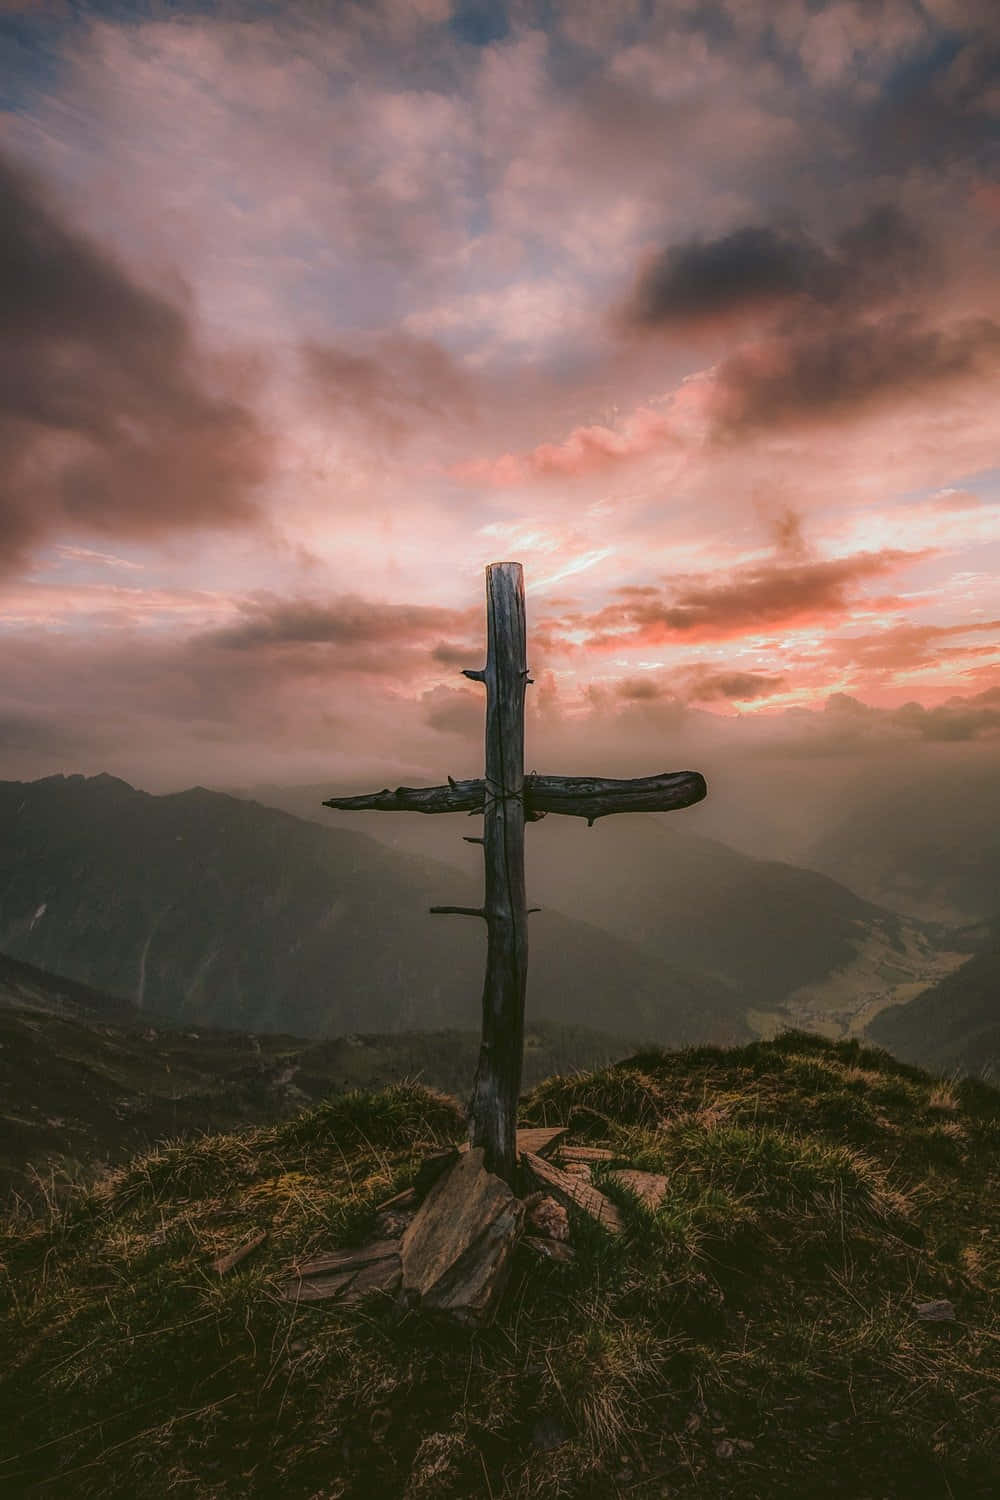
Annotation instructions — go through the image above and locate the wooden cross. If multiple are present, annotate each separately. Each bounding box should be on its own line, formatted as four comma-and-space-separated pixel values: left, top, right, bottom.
324, 562, 707, 1182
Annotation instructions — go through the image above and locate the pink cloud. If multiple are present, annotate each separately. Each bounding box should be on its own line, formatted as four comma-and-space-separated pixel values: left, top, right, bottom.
450, 404, 676, 486
548, 547, 929, 650
0, 0, 997, 798
0, 148, 275, 578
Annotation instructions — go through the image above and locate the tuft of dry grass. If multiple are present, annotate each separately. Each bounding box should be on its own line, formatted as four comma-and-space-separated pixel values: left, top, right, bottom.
1, 1039, 997, 1499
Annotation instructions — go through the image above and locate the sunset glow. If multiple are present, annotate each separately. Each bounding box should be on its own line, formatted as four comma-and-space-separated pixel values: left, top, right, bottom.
1, 0, 998, 789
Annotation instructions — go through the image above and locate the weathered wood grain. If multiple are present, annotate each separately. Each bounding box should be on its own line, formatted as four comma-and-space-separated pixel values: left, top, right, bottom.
529, 770, 706, 824
558, 1146, 618, 1164
280, 1238, 402, 1304
466, 562, 528, 1182
373, 1187, 418, 1214
323, 769, 706, 823
280, 1255, 403, 1304
291, 1238, 401, 1278
521, 1150, 623, 1235
322, 780, 484, 814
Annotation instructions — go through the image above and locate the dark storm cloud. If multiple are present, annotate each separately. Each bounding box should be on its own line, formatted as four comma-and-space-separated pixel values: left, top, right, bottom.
420, 683, 483, 737
756, 687, 1000, 760
627, 226, 837, 328
614, 667, 784, 706
204, 593, 476, 652
861, 32, 1000, 173
615, 676, 670, 702
713, 313, 1000, 434
626, 205, 930, 331
0, 149, 272, 572
0, 708, 100, 755
685, 669, 787, 702
623, 199, 1000, 434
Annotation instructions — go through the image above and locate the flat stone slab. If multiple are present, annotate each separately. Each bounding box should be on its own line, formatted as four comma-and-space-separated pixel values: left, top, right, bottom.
522, 1235, 575, 1265
913, 1299, 956, 1322
521, 1151, 623, 1235
280, 1238, 401, 1304
401, 1148, 524, 1324
608, 1169, 670, 1210
524, 1193, 570, 1241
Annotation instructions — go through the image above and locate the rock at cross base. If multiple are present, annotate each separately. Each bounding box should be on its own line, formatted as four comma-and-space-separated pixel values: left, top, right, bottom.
279, 1239, 402, 1304
521, 1150, 624, 1235
400, 1148, 524, 1325
524, 1193, 570, 1241
913, 1299, 956, 1321
522, 1235, 575, 1266
608, 1169, 670, 1210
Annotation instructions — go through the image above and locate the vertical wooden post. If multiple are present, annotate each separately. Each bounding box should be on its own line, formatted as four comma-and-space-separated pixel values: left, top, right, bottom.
464, 562, 528, 1181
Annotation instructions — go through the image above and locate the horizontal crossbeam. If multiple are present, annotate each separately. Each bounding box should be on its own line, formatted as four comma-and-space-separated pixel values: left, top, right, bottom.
324, 769, 706, 825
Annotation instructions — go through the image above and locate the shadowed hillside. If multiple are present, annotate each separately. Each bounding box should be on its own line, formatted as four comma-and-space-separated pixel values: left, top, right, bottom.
869, 920, 1000, 1079
1, 1034, 996, 1497
0, 775, 733, 1045
0, 950, 140, 1024
242, 782, 956, 1034
0, 953, 631, 1200
800, 762, 1000, 924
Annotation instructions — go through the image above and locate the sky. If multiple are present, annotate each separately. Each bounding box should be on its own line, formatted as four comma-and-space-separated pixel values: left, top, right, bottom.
1, 0, 998, 804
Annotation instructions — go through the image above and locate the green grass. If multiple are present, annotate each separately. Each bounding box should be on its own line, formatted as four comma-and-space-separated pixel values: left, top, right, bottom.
0, 1003, 632, 1204
1, 1035, 998, 1498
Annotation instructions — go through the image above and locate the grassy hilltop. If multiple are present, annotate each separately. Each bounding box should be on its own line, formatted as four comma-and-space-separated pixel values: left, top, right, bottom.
1, 1033, 998, 1499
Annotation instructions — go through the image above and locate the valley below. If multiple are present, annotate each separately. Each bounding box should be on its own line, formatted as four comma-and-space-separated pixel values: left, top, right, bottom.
1, 771, 996, 1199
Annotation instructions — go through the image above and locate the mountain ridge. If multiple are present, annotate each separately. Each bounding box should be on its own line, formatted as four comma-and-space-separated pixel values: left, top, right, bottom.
237, 778, 960, 1035
0, 774, 736, 1045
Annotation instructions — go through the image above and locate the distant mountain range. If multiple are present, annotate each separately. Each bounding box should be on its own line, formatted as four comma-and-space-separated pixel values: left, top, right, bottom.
0, 774, 736, 1046
1, 773, 972, 1065
238, 780, 956, 1033
0, 950, 631, 1198
1, 771, 993, 1198
799, 765, 1000, 925
868, 922, 1000, 1080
